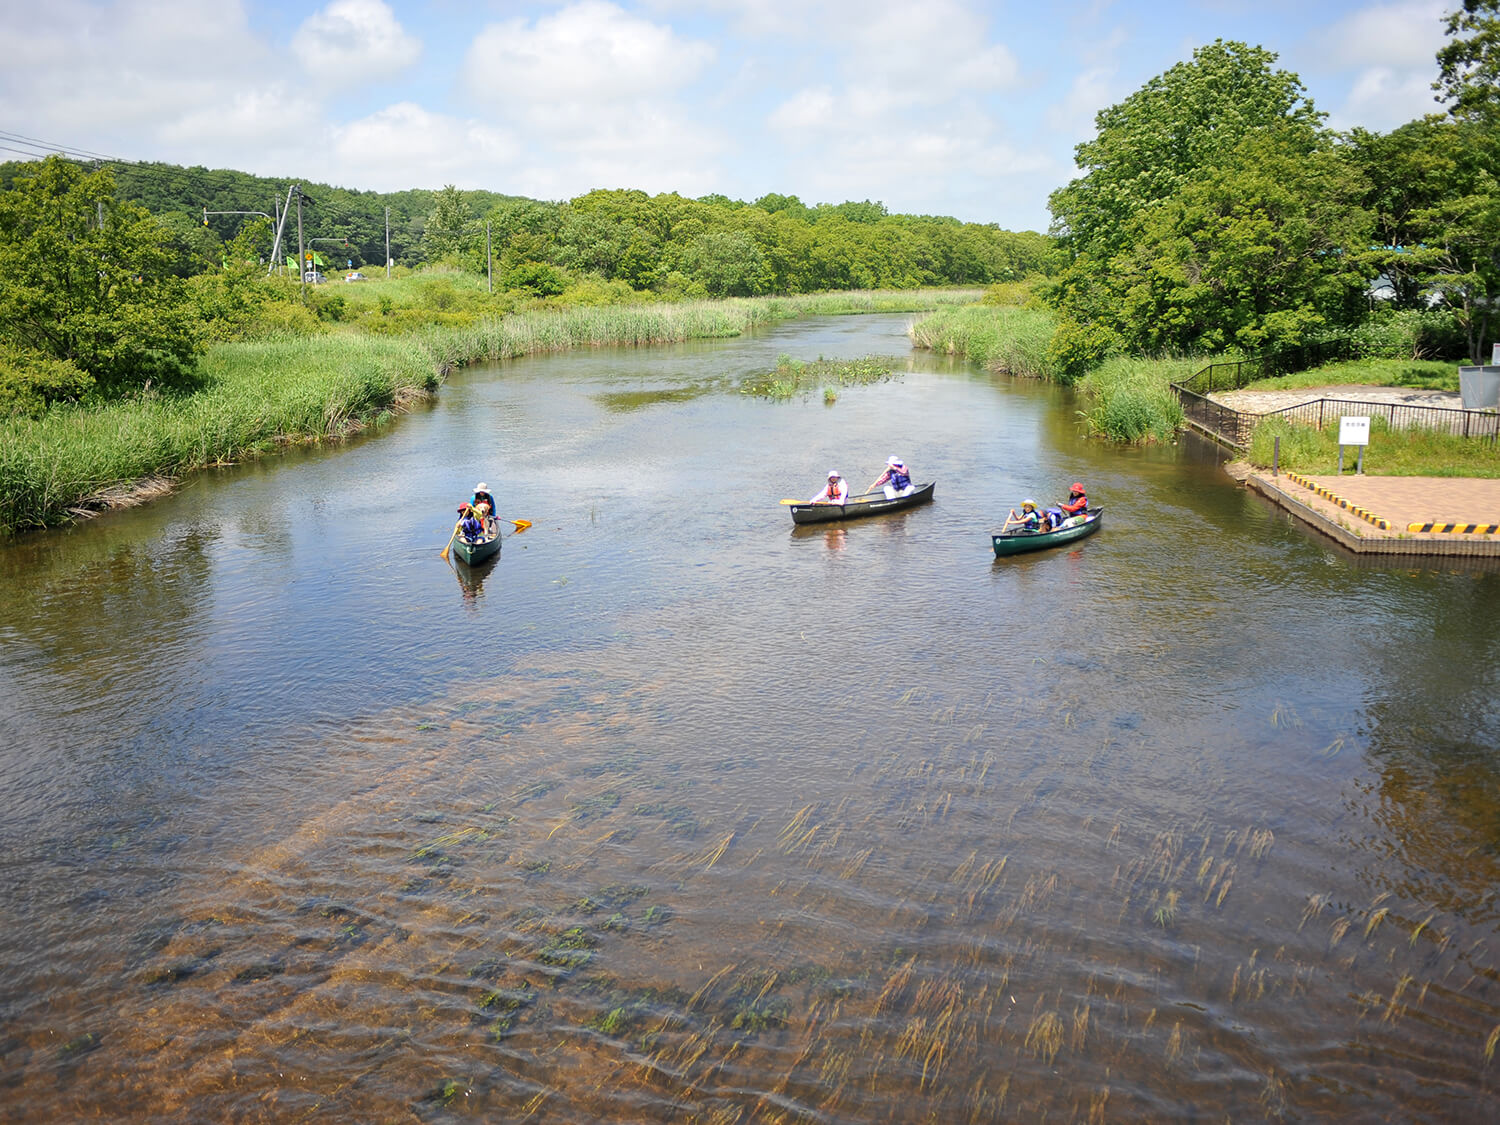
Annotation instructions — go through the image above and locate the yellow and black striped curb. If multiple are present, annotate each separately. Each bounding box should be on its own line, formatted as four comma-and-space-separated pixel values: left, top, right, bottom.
1284, 473, 1391, 530
1405, 521, 1500, 535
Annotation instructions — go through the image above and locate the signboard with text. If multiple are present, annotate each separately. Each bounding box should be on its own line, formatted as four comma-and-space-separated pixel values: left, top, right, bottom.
1338, 416, 1371, 446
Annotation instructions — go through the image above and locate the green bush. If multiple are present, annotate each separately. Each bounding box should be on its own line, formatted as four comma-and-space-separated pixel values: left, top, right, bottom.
0, 349, 95, 417
1046, 318, 1121, 384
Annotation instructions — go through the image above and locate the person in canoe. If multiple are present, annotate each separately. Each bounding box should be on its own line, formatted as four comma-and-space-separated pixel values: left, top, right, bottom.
810, 469, 849, 505
869, 456, 915, 498
1059, 482, 1088, 519
1007, 499, 1043, 531
456, 503, 487, 543
471, 482, 497, 532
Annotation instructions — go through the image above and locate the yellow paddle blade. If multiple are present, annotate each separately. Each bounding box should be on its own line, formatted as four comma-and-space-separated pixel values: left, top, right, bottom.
779, 499, 801, 505
511, 518, 532, 532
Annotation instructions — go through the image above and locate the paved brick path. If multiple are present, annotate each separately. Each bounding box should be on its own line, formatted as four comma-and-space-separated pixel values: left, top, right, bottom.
1245, 470, 1500, 556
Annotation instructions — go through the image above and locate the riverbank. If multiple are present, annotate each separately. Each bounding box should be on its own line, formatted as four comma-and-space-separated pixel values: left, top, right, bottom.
1, 291, 975, 537
1238, 465, 1500, 557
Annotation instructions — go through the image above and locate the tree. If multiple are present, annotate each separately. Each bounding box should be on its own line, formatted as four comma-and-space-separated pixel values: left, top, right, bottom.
0, 156, 201, 397
1114, 130, 1371, 353
1051, 40, 1323, 260
1435, 0, 1500, 123
1045, 41, 1340, 365
423, 184, 473, 263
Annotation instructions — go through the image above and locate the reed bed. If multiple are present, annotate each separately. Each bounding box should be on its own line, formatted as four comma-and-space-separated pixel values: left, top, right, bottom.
908, 304, 1057, 381
2, 290, 974, 536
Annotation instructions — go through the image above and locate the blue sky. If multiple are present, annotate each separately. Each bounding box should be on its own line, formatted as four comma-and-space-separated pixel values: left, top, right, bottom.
0, 0, 1459, 232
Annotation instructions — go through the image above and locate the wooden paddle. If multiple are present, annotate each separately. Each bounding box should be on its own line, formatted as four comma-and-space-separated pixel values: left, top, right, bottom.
439, 517, 463, 560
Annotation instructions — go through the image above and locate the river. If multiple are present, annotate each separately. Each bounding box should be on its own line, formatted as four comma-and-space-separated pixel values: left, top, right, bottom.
1, 313, 1497, 1121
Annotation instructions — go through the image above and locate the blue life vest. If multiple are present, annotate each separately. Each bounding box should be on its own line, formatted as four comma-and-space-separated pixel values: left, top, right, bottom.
890, 469, 912, 490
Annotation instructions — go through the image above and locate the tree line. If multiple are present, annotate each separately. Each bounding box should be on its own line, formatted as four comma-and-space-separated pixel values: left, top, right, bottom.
2, 0, 1496, 417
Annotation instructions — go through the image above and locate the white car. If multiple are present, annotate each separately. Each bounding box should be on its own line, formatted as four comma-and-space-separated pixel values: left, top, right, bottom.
345, 271, 366, 282
303, 270, 325, 283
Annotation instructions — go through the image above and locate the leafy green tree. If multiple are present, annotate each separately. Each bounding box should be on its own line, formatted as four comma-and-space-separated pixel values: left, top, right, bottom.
423, 184, 473, 262
679, 230, 771, 297
1115, 129, 1371, 353
1046, 41, 1340, 364
0, 156, 201, 396
1435, 0, 1500, 123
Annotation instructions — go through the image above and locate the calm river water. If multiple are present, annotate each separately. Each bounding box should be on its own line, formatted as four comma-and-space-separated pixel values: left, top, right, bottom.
1, 314, 1498, 1122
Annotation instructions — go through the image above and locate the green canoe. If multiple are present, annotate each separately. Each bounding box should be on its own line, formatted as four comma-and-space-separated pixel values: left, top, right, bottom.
992, 508, 1103, 557
452, 529, 501, 565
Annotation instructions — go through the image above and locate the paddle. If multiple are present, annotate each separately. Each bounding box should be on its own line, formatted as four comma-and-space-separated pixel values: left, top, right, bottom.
779, 498, 802, 505
439, 517, 463, 561
498, 517, 532, 532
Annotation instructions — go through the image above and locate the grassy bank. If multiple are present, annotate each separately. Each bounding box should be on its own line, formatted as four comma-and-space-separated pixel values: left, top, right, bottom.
1233, 357, 1460, 394
1077, 356, 1196, 442
0, 335, 438, 534
908, 304, 1057, 380
908, 304, 1200, 441
2, 290, 976, 536
1247, 415, 1500, 477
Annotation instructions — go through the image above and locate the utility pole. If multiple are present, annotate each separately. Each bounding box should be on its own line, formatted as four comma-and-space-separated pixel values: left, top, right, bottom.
267, 184, 297, 277
385, 206, 391, 280
486, 220, 492, 294
296, 186, 306, 296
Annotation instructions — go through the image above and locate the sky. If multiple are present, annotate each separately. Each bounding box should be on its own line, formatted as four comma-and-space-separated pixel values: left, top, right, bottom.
0, 0, 1461, 233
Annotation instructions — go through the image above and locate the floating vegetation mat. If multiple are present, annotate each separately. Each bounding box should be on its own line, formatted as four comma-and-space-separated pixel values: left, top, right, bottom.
3, 659, 1498, 1123
740, 355, 907, 400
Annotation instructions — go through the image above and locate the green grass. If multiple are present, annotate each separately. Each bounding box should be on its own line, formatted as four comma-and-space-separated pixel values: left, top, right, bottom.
908, 304, 1057, 380
2, 290, 977, 535
1248, 415, 1500, 477
0, 335, 436, 534
1078, 356, 1197, 443
1241, 357, 1460, 394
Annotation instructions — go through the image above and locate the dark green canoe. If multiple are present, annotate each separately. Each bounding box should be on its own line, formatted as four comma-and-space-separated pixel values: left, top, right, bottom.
992, 508, 1103, 557
452, 530, 501, 565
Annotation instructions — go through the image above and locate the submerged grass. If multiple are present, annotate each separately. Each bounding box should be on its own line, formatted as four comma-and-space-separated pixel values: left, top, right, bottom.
740, 355, 904, 400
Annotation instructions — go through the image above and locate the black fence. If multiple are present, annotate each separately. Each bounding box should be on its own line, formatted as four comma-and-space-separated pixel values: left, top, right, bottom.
1173, 337, 1355, 399
1172, 337, 1498, 449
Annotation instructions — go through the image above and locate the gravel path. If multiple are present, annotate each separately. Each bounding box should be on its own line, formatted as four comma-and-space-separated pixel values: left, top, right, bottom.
1209, 384, 1463, 412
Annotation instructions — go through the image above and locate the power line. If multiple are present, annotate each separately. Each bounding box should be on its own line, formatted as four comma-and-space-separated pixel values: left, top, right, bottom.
0, 130, 135, 167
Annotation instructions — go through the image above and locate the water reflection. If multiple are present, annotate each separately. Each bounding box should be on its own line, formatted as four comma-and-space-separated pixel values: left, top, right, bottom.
452, 552, 500, 608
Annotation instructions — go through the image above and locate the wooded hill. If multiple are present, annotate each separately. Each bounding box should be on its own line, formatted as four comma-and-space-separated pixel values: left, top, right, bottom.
0, 159, 1055, 297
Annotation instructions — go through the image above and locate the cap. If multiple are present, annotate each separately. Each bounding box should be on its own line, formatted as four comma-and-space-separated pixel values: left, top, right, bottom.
1070, 482, 1085, 494
887, 456, 901, 466
828, 469, 840, 479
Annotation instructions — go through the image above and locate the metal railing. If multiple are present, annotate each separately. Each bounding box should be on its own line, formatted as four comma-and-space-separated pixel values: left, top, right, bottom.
1171, 337, 1499, 448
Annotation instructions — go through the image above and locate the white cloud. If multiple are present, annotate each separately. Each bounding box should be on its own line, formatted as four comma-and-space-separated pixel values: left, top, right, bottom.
1313, 0, 1448, 70
292, 0, 421, 78
329, 103, 518, 190
462, 1, 715, 105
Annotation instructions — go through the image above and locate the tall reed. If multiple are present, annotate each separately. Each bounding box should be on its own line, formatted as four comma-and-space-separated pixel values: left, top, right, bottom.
2, 291, 975, 535
908, 305, 1058, 381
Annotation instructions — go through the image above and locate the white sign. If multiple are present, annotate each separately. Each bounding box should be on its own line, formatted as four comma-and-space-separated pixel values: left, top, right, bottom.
1492, 342, 1499, 365
1339, 416, 1371, 446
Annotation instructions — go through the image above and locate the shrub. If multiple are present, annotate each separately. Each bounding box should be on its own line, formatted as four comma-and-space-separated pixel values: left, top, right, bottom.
0, 349, 94, 417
